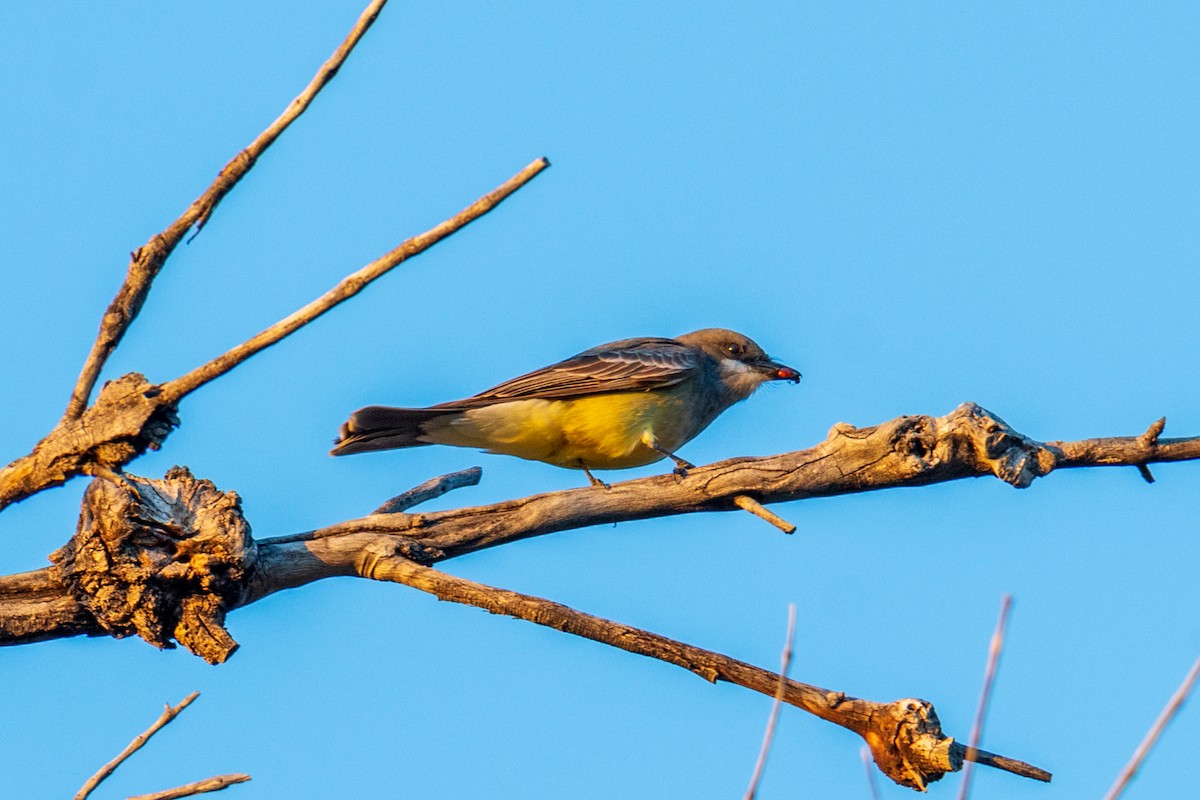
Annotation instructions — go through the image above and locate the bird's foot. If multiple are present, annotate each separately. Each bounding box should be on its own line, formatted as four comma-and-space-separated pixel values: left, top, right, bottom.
669, 456, 694, 482
582, 466, 611, 490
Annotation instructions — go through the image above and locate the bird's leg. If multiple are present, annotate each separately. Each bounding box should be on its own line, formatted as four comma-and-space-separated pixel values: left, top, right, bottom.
579, 462, 610, 489
641, 432, 694, 479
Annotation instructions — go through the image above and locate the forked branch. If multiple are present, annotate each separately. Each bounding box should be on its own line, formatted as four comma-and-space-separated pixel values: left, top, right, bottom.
75, 692, 246, 800
63, 0, 391, 423
0, 158, 547, 513
9, 403, 1197, 788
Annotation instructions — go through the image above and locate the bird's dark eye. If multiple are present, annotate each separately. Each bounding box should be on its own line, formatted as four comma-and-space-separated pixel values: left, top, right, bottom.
725, 342, 744, 357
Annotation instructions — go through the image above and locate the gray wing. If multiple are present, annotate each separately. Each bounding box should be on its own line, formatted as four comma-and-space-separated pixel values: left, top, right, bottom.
432, 337, 704, 409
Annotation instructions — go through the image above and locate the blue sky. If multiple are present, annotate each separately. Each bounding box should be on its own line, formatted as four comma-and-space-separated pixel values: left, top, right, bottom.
2, 2, 1198, 797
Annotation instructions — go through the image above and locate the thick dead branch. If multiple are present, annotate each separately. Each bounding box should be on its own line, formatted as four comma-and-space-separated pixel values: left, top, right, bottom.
4, 402, 1195, 652
257, 403, 1200, 562
62, 0, 390, 423
6, 403, 1195, 788
0, 567, 93, 644
0, 159, 546, 514
6, 464, 1052, 790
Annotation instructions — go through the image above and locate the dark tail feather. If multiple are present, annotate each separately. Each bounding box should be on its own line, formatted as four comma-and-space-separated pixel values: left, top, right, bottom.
330, 405, 451, 456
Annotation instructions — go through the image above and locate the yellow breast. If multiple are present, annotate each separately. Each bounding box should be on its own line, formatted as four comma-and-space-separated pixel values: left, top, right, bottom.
420, 384, 703, 470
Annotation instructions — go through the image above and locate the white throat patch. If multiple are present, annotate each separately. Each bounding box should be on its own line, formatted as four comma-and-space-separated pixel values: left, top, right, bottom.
718, 358, 768, 399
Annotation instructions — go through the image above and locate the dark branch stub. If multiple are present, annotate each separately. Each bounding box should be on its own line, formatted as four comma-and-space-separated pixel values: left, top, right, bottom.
50, 467, 254, 664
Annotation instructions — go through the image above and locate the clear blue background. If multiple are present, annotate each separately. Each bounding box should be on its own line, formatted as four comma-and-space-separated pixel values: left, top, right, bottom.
2, 2, 1197, 797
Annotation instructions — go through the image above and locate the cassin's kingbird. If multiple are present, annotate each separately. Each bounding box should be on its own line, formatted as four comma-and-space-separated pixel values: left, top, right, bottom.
331, 328, 800, 485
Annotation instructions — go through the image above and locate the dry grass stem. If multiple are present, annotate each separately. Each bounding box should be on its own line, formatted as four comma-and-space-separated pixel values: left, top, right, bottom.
743, 603, 797, 799
1103, 654, 1200, 800
957, 593, 1013, 800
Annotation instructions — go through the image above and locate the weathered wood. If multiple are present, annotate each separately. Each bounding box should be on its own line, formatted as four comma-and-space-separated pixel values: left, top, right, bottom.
7, 403, 1197, 651
60, 0, 392, 424
48, 467, 255, 664
0, 374, 178, 512
0, 160, 548, 516
254, 403, 1200, 563
7, 401, 1195, 789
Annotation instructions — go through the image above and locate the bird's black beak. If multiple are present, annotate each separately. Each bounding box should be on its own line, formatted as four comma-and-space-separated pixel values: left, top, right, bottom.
757, 359, 801, 383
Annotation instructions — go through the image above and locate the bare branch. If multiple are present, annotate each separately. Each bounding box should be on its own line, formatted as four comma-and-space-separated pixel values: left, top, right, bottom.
160, 157, 549, 403
247, 405, 1200, 565
734, 494, 796, 534
127, 774, 251, 800
372, 467, 483, 514
1104, 654, 1200, 799
0, 160, 546, 513
349, 548, 1047, 789
1135, 418, 1165, 483
9, 404, 1200, 649
63, 0, 390, 422
75, 692, 201, 800
955, 745, 1050, 782
0, 568, 93, 644
744, 603, 797, 800
957, 593, 1013, 800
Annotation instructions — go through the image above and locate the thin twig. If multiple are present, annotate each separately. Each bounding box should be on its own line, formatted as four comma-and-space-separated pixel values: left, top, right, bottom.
160, 157, 549, 403
262, 468, 485, 544
861, 746, 883, 800
74, 692, 201, 800
1103, 654, 1200, 800
957, 593, 1013, 800
743, 603, 797, 800
127, 774, 251, 800
733, 495, 796, 533
1138, 417, 1167, 446
63, 0, 390, 421
373, 467, 483, 514
1135, 418, 1163, 483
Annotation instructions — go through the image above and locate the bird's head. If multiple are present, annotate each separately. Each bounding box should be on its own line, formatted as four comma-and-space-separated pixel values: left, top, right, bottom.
676, 328, 801, 399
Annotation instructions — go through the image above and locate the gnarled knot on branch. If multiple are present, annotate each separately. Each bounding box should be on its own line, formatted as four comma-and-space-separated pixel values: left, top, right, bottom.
49, 466, 254, 664
0, 372, 179, 511
78, 374, 180, 463
861, 698, 959, 791
830, 403, 1058, 489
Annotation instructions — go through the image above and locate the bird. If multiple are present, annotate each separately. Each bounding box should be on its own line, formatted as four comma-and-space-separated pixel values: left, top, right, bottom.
331, 328, 800, 486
